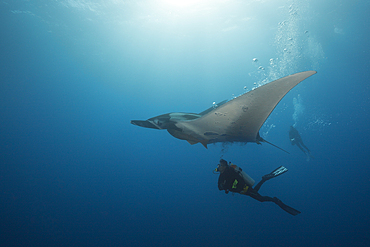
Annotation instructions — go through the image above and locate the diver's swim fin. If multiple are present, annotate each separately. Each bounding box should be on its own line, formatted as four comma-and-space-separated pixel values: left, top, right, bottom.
263, 166, 288, 180
271, 166, 288, 177
273, 197, 301, 216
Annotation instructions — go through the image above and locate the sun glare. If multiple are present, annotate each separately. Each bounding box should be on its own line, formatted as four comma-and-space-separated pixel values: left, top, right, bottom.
161, 0, 204, 8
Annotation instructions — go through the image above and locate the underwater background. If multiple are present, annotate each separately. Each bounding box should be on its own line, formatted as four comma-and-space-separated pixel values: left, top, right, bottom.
1, 0, 369, 246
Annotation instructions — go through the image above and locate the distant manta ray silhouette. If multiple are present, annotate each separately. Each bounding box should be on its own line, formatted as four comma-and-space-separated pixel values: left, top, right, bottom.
131, 71, 316, 152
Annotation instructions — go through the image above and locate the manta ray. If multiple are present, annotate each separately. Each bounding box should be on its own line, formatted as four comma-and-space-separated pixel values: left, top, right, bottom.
131, 71, 316, 151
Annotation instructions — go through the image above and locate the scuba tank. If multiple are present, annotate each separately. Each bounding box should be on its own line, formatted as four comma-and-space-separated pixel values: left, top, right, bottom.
230, 163, 255, 187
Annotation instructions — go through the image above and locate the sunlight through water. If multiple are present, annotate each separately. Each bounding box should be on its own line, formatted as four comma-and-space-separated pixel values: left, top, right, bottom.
161, 0, 207, 8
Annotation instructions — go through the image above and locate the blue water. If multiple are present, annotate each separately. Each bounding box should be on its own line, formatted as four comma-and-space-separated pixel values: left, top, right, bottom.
1, 1, 370, 246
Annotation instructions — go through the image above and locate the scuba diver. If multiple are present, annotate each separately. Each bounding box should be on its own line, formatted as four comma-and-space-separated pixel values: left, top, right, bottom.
289, 126, 313, 160
215, 159, 301, 216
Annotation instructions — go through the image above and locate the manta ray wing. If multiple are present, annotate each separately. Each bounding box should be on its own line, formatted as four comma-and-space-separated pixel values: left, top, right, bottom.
174, 71, 317, 146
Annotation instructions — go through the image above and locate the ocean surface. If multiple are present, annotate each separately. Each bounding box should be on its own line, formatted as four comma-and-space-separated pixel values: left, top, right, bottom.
1, 0, 369, 246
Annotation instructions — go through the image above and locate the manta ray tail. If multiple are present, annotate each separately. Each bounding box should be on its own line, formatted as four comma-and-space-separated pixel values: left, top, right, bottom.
258, 136, 290, 154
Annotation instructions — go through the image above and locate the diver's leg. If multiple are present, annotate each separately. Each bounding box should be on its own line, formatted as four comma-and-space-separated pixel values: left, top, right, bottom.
248, 189, 275, 202
301, 143, 311, 153
296, 143, 307, 154
252, 193, 301, 215
273, 197, 301, 216
248, 191, 301, 215
253, 178, 267, 192
248, 188, 301, 215
254, 166, 288, 192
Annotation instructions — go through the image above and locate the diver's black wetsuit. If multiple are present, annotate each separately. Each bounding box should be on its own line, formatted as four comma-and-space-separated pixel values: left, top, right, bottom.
289, 126, 311, 155
218, 165, 274, 202
217, 164, 301, 216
